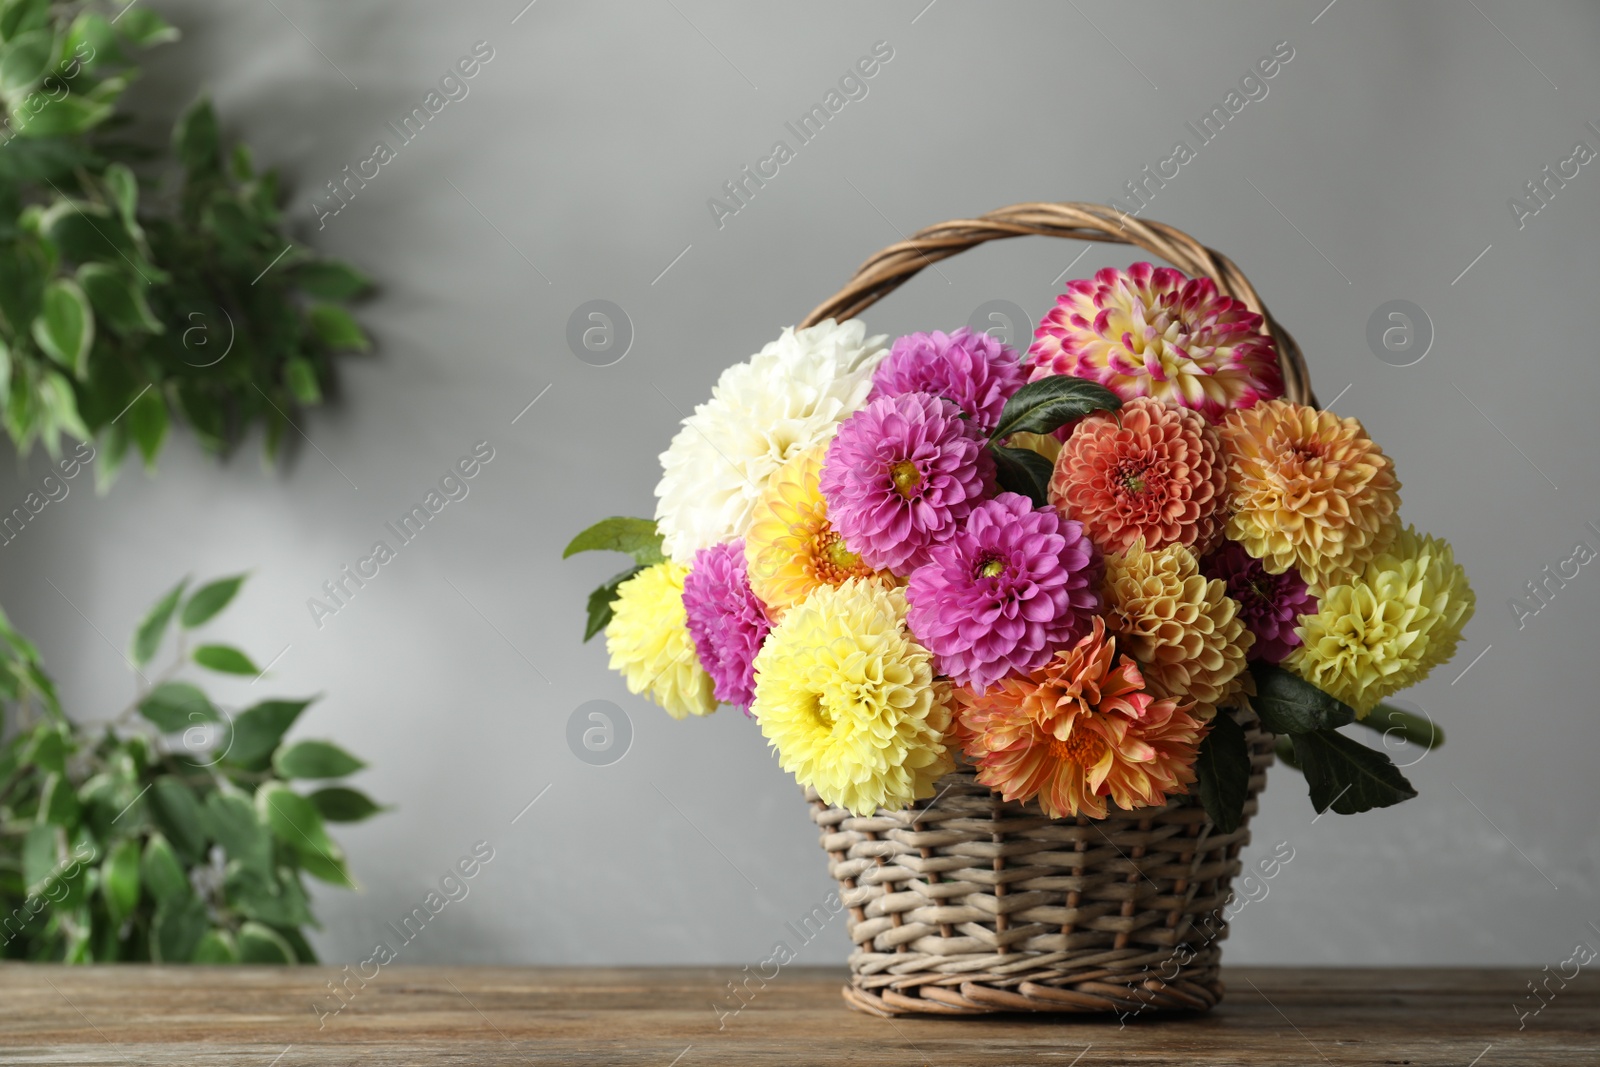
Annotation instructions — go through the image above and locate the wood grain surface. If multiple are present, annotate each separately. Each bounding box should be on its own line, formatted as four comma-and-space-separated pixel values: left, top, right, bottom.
0, 965, 1594, 1065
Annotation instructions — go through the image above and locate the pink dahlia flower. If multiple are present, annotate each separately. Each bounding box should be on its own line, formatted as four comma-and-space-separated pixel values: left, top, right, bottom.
820, 392, 995, 574
1201, 540, 1315, 664
682, 539, 770, 710
869, 328, 1027, 434
1027, 262, 1283, 422
907, 493, 1102, 692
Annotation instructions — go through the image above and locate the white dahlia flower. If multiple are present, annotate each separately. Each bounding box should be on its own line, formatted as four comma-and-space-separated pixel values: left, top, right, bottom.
655, 319, 888, 563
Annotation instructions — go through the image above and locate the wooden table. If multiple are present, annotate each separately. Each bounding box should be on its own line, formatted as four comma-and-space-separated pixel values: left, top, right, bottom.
0, 966, 1593, 1065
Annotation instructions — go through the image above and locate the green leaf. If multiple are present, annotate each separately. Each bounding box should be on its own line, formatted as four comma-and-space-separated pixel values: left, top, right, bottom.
584, 565, 642, 642
0, 239, 46, 333
0, 0, 49, 40
284, 357, 321, 405
22, 821, 57, 895
10, 96, 113, 137
309, 786, 385, 823
78, 263, 163, 336
562, 516, 666, 566
131, 576, 187, 667
151, 893, 207, 963
1250, 665, 1357, 735
295, 261, 371, 300
203, 791, 272, 874
226, 698, 312, 769
1274, 734, 1302, 771
1193, 712, 1252, 834
193, 643, 258, 676
180, 573, 246, 628
126, 384, 167, 470
0, 27, 52, 93
31, 278, 93, 375
100, 838, 140, 926
1357, 703, 1445, 750
988, 375, 1121, 441
307, 303, 369, 352
65, 12, 121, 74
173, 96, 218, 172
224, 865, 313, 928
102, 163, 139, 228
191, 928, 238, 963
150, 778, 207, 860
38, 770, 80, 827
138, 681, 219, 733
256, 782, 335, 857
236, 920, 295, 963
1291, 729, 1418, 815
115, 6, 179, 47
274, 740, 365, 781
296, 847, 357, 889
140, 833, 188, 904
24, 721, 67, 773
989, 445, 1054, 507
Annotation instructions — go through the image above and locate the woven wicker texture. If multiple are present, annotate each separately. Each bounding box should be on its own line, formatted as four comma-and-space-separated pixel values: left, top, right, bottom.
800, 203, 1306, 1016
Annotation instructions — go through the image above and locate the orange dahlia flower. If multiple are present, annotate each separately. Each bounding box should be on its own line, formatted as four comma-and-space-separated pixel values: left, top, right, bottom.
956, 619, 1206, 820
1218, 399, 1400, 590
1049, 396, 1226, 555
744, 442, 892, 618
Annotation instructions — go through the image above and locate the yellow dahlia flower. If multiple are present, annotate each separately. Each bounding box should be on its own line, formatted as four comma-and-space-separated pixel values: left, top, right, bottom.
1104, 539, 1253, 718
1287, 526, 1475, 716
1004, 431, 1063, 466
752, 579, 953, 815
1219, 399, 1401, 590
605, 561, 717, 719
744, 443, 892, 619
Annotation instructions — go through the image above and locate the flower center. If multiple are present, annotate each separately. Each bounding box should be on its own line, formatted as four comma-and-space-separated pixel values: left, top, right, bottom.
812, 525, 872, 584
1118, 462, 1149, 495
1047, 729, 1107, 767
976, 555, 1005, 579
805, 692, 835, 731
890, 460, 923, 498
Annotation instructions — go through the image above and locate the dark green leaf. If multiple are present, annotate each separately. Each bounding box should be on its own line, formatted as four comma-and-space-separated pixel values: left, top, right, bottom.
173, 97, 218, 172
24, 721, 67, 773
584, 565, 642, 642
295, 261, 371, 300
151, 893, 207, 962
137, 681, 219, 733
9, 95, 113, 137
1291, 729, 1418, 815
131, 576, 187, 666
180, 573, 246, 627
1251, 665, 1357, 735
100, 838, 140, 926
140, 833, 188, 904
115, 7, 178, 47
256, 782, 335, 857
1193, 712, 1251, 834
0, 0, 49, 40
296, 847, 357, 889
284, 357, 321, 404
0, 27, 52, 93
38, 770, 80, 827
203, 791, 272, 874
1274, 734, 1302, 771
989, 445, 1054, 507
274, 923, 319, 963
193, 643, 258, 675
307, 303, 369, 352
274, 740, 364, 780
563, 517, 666, 566
1356, 703, 1445, 750
126, 384, 167, 470
78, 263, 162, 336
191, 928, 238, 963
226, 698, 312, 768
308, 786, 384, 823
22, 821, 58, 895
150, 778, 207, 859
31, 278, 93, 375
236, 920, 295, 963
0, 239, 47, 332
988, 375, 1121, 441
224, 865, 313, 928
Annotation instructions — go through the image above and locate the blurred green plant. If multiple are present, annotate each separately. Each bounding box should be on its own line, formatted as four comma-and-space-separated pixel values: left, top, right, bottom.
0, 574, 383, 962
0, 0, 370, 485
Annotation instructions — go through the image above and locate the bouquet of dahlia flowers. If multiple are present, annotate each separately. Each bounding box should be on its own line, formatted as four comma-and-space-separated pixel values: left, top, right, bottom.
567, 263, 1474, 829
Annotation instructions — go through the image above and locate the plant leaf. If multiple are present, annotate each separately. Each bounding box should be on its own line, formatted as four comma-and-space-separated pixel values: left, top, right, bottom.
295, 261, 370, 300
203, 791, 272, 875
180, 573, 246, 628
1273, 734, 1302, 771
31, 278, 93, 376
126, 384, 167, 470
173, 96, 218, 172
1291, 728, 1418, 815
137, 681, 219, 733
1193, 711, 1251, 834
150, 778, 207, 860
22, 822, 58, 895
226, 698, 312, 768
131, 576, 187, 666
273, 740, 365, 780
308, 786, 384, 823
1250, 665, 1357, 735
989, 445, 1054, 507
191, 928, 238, 963
1356, 702, 1445, 750
307, 304, 369, 351
0, 27, 52, 93
193, 643, 259, 675
584, 565, 642, 642
236, 920, 296, 963
101, 838, 141, 926
78, 263, 162, 336
139, 833, 188, 905
256, 781, 336, 857
151, 893, 207, 963
988, 375, 1121, 441
563, 516, 666, 566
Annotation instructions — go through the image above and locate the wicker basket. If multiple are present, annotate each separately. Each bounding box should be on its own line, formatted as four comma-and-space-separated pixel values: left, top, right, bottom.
798, 202, 1314, 1017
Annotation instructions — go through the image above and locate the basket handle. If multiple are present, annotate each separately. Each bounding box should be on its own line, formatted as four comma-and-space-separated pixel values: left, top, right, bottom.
799, 201, 1315, 407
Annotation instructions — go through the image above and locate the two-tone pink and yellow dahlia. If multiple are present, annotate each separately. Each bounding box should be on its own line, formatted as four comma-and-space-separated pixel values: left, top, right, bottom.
1027, 263, 1282, 421
956, 619, 1206, 820
1049, 396, 1227, 556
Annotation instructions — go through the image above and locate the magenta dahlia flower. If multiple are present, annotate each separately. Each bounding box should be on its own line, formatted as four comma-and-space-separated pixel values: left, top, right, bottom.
820, 393, 995, 574
1028, 263, 1283, 422
682, 539, 770, 709
1201, 540, 1316, 664
869, 328, 1027, 434
906, 494, 1102, 692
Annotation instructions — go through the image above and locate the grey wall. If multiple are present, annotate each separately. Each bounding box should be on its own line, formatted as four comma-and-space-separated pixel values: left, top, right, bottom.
2, 0, 1597, 969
